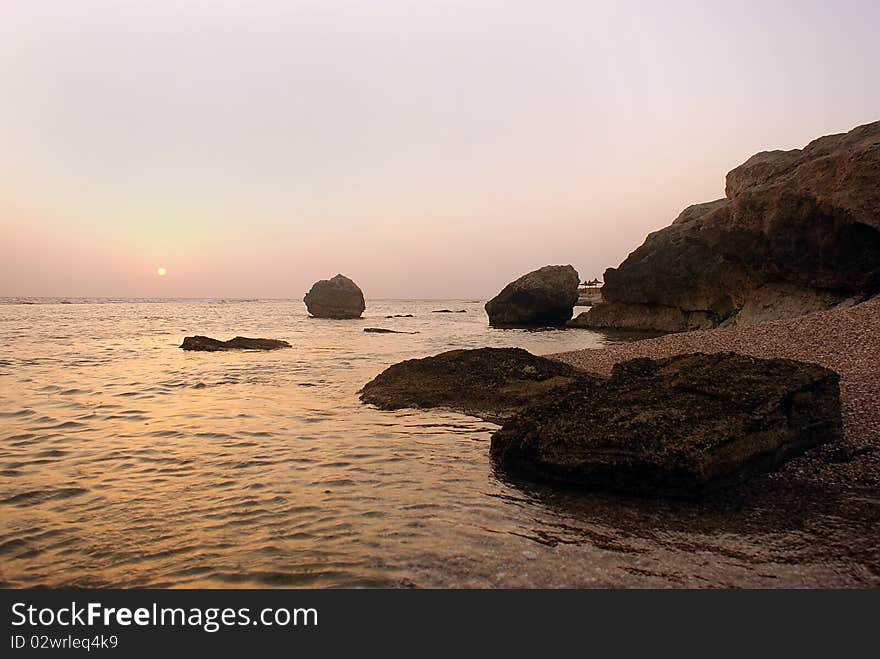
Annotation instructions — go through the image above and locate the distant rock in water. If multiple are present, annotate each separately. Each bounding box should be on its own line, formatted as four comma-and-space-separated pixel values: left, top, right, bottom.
491, 352, 842, 498
485, 265, 580, 327
180, 336, 291, 351
363, 328, 419, 334
386, 314, 414, 318
432, 309, 466, 313
359, 347, 596, 424
303, 274, 366, 319
573, 120, 880, 332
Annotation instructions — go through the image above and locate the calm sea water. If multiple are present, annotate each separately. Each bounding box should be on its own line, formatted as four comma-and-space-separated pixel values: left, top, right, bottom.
0, 299, 863, 587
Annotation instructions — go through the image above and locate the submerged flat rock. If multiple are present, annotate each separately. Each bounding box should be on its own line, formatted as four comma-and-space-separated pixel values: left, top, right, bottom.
180, 336, 291, 351
491, 352, 842, 497
363, 328, 419, 334
359, 347, 595, 423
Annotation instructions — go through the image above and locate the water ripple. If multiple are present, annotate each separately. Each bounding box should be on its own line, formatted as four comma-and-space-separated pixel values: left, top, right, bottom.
1, 299, 871, 588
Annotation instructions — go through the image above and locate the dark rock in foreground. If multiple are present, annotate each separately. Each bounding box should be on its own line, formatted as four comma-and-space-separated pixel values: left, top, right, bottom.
359, 347, 595, 423
485, 265, 580, 327
363, 328, 419, 334
491, 352, 841, 497
303, 274, 366, 319
180, 336, 291, 351
575, 120, 880, 332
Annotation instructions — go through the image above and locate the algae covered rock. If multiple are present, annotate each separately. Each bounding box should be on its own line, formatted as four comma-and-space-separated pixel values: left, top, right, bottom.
490, 352, 842, 497
360, 347, 595, 423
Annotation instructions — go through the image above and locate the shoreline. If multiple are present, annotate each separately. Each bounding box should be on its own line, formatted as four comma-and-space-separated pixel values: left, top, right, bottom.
550, 295, 879, 450
540, 295, 879, 585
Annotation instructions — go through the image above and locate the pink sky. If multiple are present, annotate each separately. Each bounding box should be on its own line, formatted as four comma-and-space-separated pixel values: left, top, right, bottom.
2, 0, 879, 298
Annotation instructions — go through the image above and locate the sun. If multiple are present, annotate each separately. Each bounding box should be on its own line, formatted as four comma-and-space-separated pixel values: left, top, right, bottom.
156, 267, 167, 277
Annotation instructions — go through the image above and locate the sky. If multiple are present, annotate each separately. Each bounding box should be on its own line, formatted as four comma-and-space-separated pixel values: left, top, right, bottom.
2, 0, 879, 299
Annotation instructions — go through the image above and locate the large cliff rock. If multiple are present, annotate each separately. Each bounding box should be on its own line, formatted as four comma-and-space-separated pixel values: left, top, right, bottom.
490, 353, 842, 497
303, 274, 366, 319
485, 265, 580, 327
571, 121, 880, 332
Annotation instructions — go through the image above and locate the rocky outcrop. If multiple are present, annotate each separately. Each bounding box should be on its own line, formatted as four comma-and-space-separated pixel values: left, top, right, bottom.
490, 352, 841, 497
359, 347, 595, 423
485, 265, 580, 327
574, 121, 880, 332
569, 301, 717, 332
303, 274, 366, 319
180, 336, 291, 351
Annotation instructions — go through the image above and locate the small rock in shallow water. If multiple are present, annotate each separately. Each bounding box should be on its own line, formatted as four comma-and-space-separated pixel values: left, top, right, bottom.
359, 347, 597, 423
180, 336, 291, 351
363, 328, 419, 334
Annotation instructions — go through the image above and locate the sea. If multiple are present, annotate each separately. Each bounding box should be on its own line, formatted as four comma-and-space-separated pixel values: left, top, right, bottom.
0, 298, 851, 587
